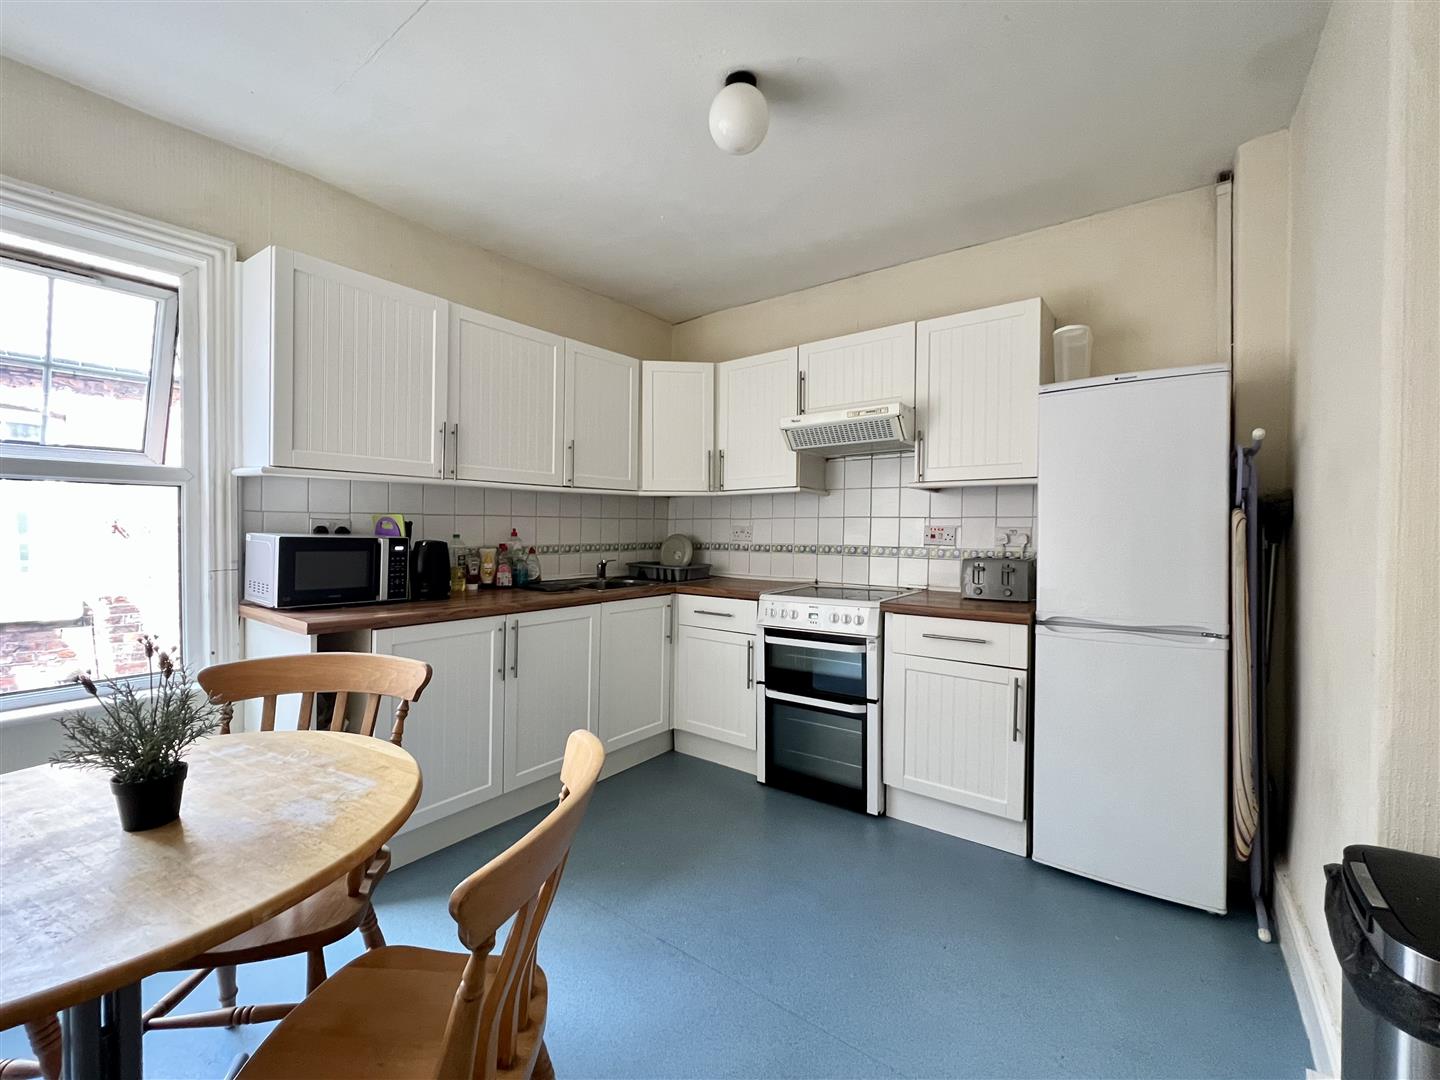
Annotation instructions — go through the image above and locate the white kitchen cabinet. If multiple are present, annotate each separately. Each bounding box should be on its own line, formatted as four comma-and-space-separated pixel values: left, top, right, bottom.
598, 596, 671, 752
565, 341, 639, 490
502, 606, 600, 791
373, 617, 505, 832
641, 361, 715, 492
715, 348, 825, 492
450, 305, 567, 486
913, 298, 1054, 485
673, 623, 756, 749
883, 650, 1027, 822
240, 247, 449, 477
798, 322, 916, 413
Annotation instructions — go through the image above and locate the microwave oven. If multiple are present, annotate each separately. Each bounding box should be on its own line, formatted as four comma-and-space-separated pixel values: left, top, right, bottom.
244, 533, 410, 609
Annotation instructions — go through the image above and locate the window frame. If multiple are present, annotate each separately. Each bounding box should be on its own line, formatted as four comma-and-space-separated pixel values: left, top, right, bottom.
1, 246, 181, 466
0, 178, 237, 718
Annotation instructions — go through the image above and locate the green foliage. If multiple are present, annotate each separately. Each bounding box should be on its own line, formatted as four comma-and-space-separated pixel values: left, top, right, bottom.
51, 637, 221, 785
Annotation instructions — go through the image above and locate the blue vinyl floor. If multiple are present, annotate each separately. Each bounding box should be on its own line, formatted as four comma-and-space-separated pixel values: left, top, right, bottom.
3, 752, 1310, 1078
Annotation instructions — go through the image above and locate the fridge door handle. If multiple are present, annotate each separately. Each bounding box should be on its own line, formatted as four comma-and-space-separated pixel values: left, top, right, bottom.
1038, 616, 1227, 641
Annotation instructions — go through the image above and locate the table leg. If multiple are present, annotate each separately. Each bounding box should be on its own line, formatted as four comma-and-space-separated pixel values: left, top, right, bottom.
62, 982, 141, 1080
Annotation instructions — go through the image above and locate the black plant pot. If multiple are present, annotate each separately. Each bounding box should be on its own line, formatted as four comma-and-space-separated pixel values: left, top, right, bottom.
110, 761, 188, 832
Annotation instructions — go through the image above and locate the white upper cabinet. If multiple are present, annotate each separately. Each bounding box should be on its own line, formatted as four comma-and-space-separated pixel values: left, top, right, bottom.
449, 305, 566, 487
914, 298, 1053, 485
715, 347, 821, 492
798, 322, 916, 413
565, 341, 640, 490
641, 361, 715, 492
241, 247, 449, 477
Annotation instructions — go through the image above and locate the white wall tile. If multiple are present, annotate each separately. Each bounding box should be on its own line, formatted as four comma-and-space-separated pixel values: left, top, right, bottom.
793, 551, 817, 579
749, 550, 772, 576
387, 483, 424, 514
818, 491, 845, 518
996, 485, 1036, 516
512, 492, 537, 516
308, 478, 350, 513
771, 518, 794, 544
422, 515, 454, 541
750, 494, 771, 517
844, 487, 871, 516
422, 485, 455, 515
824, 459, 845, 490
870, 518, 899, 547
841, 554, 869, 584
900, 517, 925, 547
872, 455, 901, 488
262, 510, 308, 532
561, 493, 583, 517
817, 553, 842, 582
795, 492, 820, 517
794, 517, 819, 545
536, 492, 560, 517
930, 488, 966, 517
350, 480, 390, 513
929, 559, 961, 589
771, 493, 794, 516
770, 551, 794, 578
261, 476, 307, 511
869, 558, 898, 587
961, 518, 997, 550
241, 476, 263, 511
242, 510, 262, 534
537, 518, 560, 544
455, 515, 485, 544
844, 458, 872, 489
454, 486, 486, 515
871, 487, 900, 517
898, 558, 929, 587
900, 486, 930, 517
843, 517, 870, 546
819, 518, 843, 545
561, 517, 581, 543
962, 485, 999, 517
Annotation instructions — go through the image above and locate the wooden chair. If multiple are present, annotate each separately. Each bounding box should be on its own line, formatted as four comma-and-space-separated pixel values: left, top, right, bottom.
0, 1015, 62, 1080
235, 729, 605, 1080
139, 652, 432, 1035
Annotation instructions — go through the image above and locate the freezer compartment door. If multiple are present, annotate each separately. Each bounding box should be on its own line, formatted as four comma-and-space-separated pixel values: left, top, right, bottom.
1031, 625, 1228, 913
1036, 368, 1230, 631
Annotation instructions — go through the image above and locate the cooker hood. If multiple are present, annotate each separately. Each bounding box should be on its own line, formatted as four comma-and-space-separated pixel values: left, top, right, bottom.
780, 402, 915, 456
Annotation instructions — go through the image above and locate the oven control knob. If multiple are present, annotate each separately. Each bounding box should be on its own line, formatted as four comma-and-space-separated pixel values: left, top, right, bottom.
842, 614, 852, 625
855, 614, 865, 626
829, 613, 839, 623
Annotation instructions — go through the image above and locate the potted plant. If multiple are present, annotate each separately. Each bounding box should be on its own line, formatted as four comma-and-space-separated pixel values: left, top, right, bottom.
51, 637, 221, 832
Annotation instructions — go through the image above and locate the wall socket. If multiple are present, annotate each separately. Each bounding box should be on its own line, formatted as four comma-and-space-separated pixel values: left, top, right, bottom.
730, 522, 753, 543
308, 516, 353, 535
924, 523, 956, 546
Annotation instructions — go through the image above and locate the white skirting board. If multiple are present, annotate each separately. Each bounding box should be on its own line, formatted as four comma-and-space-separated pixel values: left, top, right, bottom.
885, 787, 1028, 856
674, 731, 758, 776
389, 731, 672, 869
1274, 867, 1340, 1078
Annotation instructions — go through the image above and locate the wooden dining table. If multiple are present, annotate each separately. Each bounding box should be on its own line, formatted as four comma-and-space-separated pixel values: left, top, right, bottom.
0, 731, 421, 1080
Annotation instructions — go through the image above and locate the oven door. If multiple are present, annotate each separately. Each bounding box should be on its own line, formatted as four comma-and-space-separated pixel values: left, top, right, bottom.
277, 536, 384, 608
762, 689, 882, 815
762, 630, 878, 704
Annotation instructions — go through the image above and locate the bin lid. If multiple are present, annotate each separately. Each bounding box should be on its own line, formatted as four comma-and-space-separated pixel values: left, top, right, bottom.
1342, 844, 1440, 994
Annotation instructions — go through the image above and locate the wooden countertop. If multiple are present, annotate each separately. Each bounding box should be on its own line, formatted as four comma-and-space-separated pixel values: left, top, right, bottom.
879, 590, 1034, 625
239, 576, 796, 636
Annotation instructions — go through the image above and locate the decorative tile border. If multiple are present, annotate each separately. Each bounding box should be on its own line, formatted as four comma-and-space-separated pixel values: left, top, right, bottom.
452, 541, 658, 556
693, 541, 1034, 560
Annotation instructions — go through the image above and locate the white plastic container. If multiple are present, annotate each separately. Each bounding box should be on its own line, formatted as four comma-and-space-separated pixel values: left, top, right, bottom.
1053, 324, 1093, 382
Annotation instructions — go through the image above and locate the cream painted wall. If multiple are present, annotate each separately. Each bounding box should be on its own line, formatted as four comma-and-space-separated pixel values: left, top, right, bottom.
1283, 0, 1439, 1055
672, 186, 1218, 374
0, 58, 672, 360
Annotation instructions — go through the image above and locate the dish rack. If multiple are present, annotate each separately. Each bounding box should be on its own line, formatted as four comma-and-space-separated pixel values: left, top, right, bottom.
627, 561, 712, 583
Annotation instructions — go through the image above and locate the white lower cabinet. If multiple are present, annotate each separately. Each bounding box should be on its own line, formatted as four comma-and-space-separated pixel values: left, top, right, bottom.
598, 596, 671, 752
373, 617, 506, 833
503, 606, 601, 791
883, 613, 1031, 853
673, 623, 757, 749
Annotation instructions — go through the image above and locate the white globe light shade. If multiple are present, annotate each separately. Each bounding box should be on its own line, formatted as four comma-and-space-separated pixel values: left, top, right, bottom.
709, 79, 769, 155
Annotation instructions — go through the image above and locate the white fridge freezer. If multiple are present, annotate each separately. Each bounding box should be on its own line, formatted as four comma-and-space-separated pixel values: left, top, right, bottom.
1032, 364, 1231, 913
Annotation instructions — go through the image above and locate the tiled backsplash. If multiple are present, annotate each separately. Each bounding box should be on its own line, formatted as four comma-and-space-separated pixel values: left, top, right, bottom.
240, 455, 1036, 591
239, 476, 671, 580
666, 454, 1037, 589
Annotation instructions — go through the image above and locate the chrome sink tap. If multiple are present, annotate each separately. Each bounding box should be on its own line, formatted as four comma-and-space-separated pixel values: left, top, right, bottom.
596, 558, 615, 581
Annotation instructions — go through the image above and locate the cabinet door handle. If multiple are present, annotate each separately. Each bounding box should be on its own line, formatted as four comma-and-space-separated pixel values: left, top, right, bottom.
510, 620, 520, 678
693, 609, 733, 618
746, 639, 754, 689
451, 423, 460, 478
666, 602, 673, 643
438, 423, 447, 477
914, 429, 924, 483
498, 623, 507, 681
719, 449, 725, 491
798, 370, 806, 414
1012, 676, 1024, 742
921, 632, 990, 645
567, 439, 576, 486
706, 449, 714, 492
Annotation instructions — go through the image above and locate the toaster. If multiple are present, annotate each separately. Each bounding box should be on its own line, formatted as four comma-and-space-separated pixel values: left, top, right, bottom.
961, 556, 1035, 602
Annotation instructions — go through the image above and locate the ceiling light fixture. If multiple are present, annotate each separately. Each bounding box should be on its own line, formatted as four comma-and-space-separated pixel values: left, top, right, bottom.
709, 71, 768, 156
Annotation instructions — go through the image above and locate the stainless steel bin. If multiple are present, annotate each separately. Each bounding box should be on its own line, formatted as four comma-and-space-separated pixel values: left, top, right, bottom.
1326, 845, 1440, 1079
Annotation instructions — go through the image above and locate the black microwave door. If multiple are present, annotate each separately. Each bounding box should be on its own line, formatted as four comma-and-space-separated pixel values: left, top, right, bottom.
277, 537, 380, 607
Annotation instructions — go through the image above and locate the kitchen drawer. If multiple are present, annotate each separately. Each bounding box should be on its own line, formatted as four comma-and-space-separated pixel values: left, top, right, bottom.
676, 594, 757, 634
888, 613, 1028, 670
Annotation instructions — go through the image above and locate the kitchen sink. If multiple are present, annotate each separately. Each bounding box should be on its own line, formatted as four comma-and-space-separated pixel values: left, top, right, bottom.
580, 577, 646, 590
520, 576, 646, 593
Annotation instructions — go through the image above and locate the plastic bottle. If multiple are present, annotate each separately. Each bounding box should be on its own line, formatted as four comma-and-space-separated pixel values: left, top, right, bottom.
525, 546, 541, 583
449, 533, 466, 597
495, 543, 513, 588
506, 529, 527, 586
480, 547, 497, 586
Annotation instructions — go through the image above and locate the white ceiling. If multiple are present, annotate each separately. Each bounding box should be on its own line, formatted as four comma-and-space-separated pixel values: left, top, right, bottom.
0, 1, 1328, 322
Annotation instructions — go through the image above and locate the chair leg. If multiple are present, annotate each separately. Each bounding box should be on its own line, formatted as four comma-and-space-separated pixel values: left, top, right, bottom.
358, 904, 386, 950
216, 965, 239, 1012
23, 1015, 61, 1080
305, 949, 327, 994
533, 1040, 555, 1080
144, 1003, 296, 1031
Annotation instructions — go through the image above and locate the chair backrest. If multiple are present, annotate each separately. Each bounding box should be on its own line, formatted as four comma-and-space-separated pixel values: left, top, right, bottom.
197, 652, 432, 745
434, 730, 605, 1080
